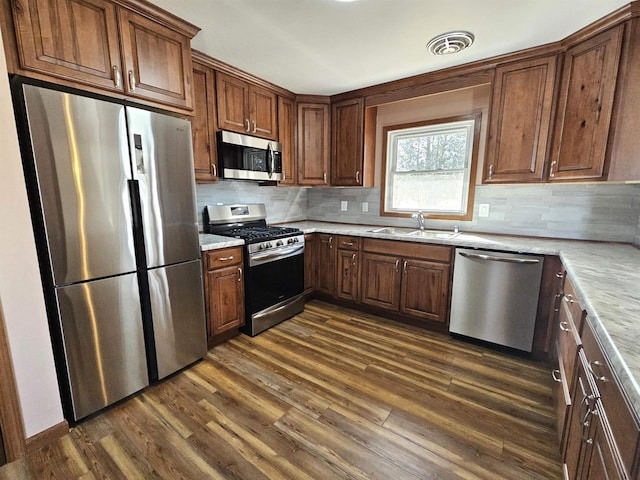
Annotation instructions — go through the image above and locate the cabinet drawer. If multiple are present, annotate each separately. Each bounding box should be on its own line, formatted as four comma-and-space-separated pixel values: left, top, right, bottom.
582, 318, 640, 476
205, 247, 243, 270
337, 235, 360, 251
563, 276, 585, 333
362, 238, 452, 263
557, 299, 581, 387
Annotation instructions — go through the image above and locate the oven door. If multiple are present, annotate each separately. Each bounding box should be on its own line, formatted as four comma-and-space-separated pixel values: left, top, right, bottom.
247, 243, 304, 315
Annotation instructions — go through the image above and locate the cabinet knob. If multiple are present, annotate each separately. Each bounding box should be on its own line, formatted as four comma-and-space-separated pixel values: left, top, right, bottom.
551, 369, 562, 383
559, 321, 570, 332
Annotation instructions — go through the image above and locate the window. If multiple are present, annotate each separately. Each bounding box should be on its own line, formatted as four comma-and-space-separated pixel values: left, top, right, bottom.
381, 113, 481, 220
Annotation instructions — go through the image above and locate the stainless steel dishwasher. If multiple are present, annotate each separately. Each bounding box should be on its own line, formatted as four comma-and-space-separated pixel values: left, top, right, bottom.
449, 248, 544, 352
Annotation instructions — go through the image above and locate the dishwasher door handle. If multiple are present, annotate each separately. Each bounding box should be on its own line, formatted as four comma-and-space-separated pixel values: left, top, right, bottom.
458, 251, 541, 264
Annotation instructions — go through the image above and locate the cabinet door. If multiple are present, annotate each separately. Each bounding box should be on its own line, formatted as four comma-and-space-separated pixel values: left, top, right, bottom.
278, 96, 297, 185
400, 259, 450, 323
192, 62, 217, 182
118, 8, 193, 110
337, 249, 359, 302
315, 234, 336, 296
331, 97, 364, 186
581, 404, 626, 480
550, 26, 623, 181
484, 55, 556, 183
297, 102, 330, 185
216, 72, 249, 134
360, 252, 401, 311
11, 0, 122, 90
249, 85, 277, 140
304, 233, 315, 293
206, 264, 244, 337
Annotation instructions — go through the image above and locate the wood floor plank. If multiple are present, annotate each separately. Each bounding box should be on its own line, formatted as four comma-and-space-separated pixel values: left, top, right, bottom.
0, 300, 562, 479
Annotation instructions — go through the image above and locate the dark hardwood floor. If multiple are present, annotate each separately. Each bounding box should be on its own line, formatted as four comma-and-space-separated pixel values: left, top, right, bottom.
0, 300, 561, 479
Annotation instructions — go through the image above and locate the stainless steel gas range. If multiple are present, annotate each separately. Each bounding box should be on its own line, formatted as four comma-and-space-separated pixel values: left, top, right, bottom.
203, 204, 304, 336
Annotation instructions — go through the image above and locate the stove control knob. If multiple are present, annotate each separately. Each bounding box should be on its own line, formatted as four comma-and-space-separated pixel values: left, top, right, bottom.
276, 240, 284, 246
259, 243, 266, 250
266, 242, 272, 249
287, 238, 294, 244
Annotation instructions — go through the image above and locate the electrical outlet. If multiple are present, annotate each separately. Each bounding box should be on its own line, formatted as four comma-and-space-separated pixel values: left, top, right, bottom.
341, 200, 348, 211
478, 204, 490, 218
361, 202, 369, 212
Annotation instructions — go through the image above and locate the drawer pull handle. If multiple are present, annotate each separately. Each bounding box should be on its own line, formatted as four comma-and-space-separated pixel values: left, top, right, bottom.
553, 293, 563, 312
351, 253, 357, 266
551, 369, 562, 383
128, 70, 136, 92
403, 260, 408, 274
564, 294, 575, 304
556, 271, 564, 279
219, 256, 234, 261
342, 242, 354, 247
559, 321, 570, 332
588, 360, 607, 382
113, 65, 122, 88
395, 260, 400, 272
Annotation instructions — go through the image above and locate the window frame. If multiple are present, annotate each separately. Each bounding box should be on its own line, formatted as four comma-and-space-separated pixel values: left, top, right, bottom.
380, 112, 481, 221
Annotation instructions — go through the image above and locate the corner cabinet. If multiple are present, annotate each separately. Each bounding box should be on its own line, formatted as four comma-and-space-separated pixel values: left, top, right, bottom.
7, 0, 198, 113
484, 55, 557, 183
216, 71, 277, 140
549, 26, 623, 181
203, 247, 245, 347
191, 60, 218, 182
331, 98, 364, 186
297, 101, 330, 185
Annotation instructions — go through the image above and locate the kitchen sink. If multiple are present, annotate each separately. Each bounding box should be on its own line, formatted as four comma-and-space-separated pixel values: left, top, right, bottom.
405, 229, 460, 239
368, 226, 459, 239
368, 227, 412, 234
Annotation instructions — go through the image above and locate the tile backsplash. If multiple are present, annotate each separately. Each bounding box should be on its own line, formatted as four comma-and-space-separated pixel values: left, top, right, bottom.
306, 183, 640, 243
196, 180, 640, 243
196, 181, 307, 228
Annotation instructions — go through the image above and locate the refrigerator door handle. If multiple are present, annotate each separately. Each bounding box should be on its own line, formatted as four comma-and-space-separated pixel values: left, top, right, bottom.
128, 180, 143, 230
133, 134, 145, 174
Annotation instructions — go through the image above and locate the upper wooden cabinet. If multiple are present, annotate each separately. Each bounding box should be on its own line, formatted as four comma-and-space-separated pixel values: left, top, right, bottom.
191, 61, 218, 182
484, 55, 557, 183
7, 0, 198, 113
297, 101, 330, 185
549, 26, 623, 181
216, 71, 277, 140
331, 97, 364, 186
117, 8, 194, 110
278, 96, 296, 185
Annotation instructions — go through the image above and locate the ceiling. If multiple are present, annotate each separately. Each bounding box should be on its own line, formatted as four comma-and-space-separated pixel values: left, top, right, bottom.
149, 0, 630, 96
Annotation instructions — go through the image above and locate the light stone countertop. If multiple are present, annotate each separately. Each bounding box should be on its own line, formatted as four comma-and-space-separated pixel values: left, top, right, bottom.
199, 221, 640, 420
199, 233, 244, 251
277, 221, 640, 420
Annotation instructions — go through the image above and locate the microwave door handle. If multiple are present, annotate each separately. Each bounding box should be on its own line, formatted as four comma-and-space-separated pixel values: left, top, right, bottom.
267, 144, 273, 179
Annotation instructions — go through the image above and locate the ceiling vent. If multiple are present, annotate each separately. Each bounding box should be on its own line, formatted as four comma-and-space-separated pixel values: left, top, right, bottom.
426, 31, 475, 55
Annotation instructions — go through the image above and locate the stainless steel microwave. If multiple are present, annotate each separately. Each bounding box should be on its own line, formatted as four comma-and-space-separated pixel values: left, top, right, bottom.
217, 130, 283, 182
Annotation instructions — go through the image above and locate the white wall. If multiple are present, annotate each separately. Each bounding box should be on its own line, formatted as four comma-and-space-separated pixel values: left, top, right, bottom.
0, 28, 64, 436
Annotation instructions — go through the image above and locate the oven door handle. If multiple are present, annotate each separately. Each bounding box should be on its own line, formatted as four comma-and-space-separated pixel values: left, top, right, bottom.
250, 244, 304, 266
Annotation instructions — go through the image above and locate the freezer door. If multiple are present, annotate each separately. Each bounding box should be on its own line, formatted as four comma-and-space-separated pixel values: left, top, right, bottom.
126, 107, 200, 268
148, 260, 207, 379
56, 273, 148, 420
22, 85, 136, 285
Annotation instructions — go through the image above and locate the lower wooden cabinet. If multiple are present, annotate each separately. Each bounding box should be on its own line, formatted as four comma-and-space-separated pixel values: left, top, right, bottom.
400, 259, 450, 322
360, 252, 402, 310
315, 234, 336, 296
336, 236, 360, 302
304, 233, 315, 293
361, 238, 452, 325
203, 247, 244, 346
552, 274, 640, 480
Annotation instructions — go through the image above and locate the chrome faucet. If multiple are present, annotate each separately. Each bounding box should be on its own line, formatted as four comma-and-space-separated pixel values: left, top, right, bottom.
412, 211, 426, 230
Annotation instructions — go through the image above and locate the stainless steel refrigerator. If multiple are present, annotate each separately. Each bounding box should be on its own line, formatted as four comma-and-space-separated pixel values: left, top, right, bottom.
15, 83, 207, 421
